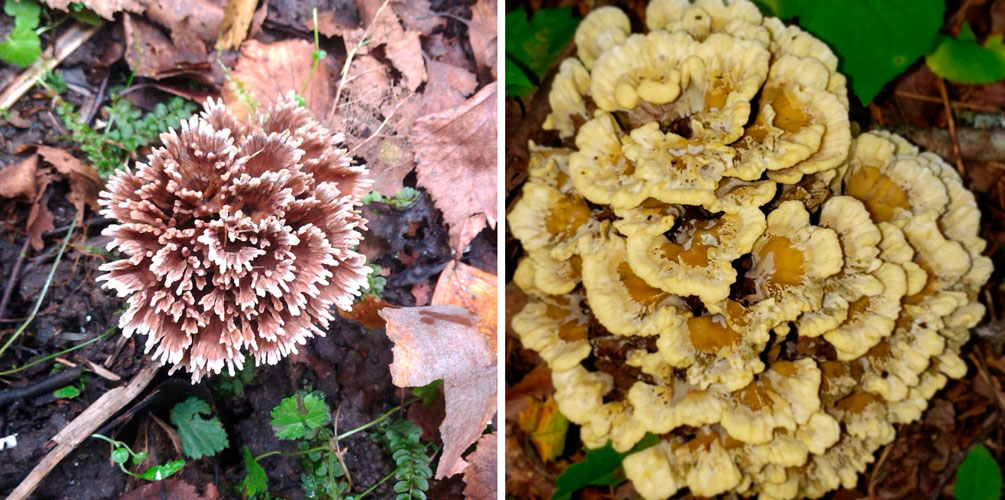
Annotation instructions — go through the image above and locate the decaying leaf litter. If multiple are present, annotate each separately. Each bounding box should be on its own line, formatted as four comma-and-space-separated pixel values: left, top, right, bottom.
504, 0, 1005, 498
0, 0, 497, 497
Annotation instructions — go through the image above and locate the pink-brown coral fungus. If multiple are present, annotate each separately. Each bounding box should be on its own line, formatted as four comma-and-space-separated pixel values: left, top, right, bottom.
98, 92, 371, 381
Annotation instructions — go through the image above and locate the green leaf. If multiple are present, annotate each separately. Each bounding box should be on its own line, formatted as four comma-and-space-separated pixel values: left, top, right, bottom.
551, 434, 659, 500
169, 396, 229, 459
411, 379, 443, 407
505, 7, 580, 79
53, 384, 81, 399
4, 0, 40, 25
137, 459, 185, 481
757, 0, 944, 104
0, 23, 41, 67
955, 444, 1002, 500
242, 445, 268, 497
505, 57, 535, 98
926, 23, 1005, 85
111, 447, 129, 465
270, 393, 331, 440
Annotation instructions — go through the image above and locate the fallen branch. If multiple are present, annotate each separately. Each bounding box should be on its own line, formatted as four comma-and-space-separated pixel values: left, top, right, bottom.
5, 362, 160, 500
0, 22, 101, 112
0, 365, 82, 407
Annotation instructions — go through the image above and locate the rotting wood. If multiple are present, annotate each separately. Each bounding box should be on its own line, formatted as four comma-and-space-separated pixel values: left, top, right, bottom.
5, 362, 159, 500
0, 22, 101, 112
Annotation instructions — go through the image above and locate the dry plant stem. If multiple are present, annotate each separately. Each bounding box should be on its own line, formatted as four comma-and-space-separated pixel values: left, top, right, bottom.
333, 402, 354, 489
0, 323, 112, 377
0, 217, 77, 361
0, 237, 31, 322
867, 442, 893, 500
893, 90, 1002, 113
329, 0, 392, 125
936, 78, 967, 176
0, 22, 101, 111
0, 365, 82, 407
6, 362, 160, 500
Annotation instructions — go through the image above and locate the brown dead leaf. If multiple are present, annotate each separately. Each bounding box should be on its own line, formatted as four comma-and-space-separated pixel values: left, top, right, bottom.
0, 155, 40, 200
120, 477, 219, 500
393, 0, 444, 35
412, 82, 497, 253
412, 280, 433, 306
408, 386, 446, 442
0, 155, 56, 250
432, 260, 497, 353
314, 9, 358, 37
469, 0, 497, 74
463, 432, 498, 500
41, 0, 142, 20
216, 0, 259, 50
386, 29, 427, 91
223, 39, 334, 121
123, 14, 213, 80
380, 305, 497, 478
422, 60, 478, 114
338, 295, 392, 329
35, 145, 102, 216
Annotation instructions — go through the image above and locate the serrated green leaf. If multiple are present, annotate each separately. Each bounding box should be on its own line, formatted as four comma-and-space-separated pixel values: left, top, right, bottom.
551, 434, 659, 500
4, 0, 40, 24
926, 23, 1005, 85
53, 384, 81, 399
270, 393, 331, 440
0, 23, 41, 67
242, 445, 268, 496
137, 459, 185, 481
169, 396, 228, 460
955, 444, 1002, 500
506, 7, 580, 80
757, 0, 944, 104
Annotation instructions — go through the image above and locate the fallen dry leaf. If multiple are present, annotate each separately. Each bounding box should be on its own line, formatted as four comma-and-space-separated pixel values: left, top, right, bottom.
216, 0, 258, 50
517, 396, 568, 462
412, 82, 497, 253
463, 432, 498, 500
468, 0, 497, 74
422, 60, 478, 114
380, 305, 497, 478
35, 145, 101, 217
432, 260, 498, 353
393, 0, 444, 35
124, 14, 214, 80
0, 155, 56, 250
338, 295, 392, 330
385, 29, 427, 92
120, 477, 219, 500
41, 0, 142, 20
0, 155, 40, 200
223, 39, 334, 121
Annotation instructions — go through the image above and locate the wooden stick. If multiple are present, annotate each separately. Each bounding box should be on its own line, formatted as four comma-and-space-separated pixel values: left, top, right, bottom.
5, 362, 159, 500
0, 22, 101, 112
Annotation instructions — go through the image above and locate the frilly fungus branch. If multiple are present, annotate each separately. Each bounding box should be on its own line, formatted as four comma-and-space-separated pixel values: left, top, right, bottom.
98, 92, 372, 381
508, 0, 993, 498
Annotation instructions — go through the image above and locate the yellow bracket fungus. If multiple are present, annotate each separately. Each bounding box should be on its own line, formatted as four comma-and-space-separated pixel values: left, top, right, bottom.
509, 1, 992, 498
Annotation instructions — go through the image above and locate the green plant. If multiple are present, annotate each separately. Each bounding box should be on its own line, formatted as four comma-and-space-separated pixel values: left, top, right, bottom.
955, 444, 1002, 500
0, 0, 42, 67
360, 263, 387, 299
54, 93, 197, 177
40, 69, 66, 94
213, 360, 256, 397
91, 433, 185, 481
410, 380, 442, 407
170, 396, 229, 460
296, 7, 328, 107
505, 7, 580, 97
379, 419, 433, 500
361, 187, 421, 208
551, 434, 659, 500
926, 22, 1005, 85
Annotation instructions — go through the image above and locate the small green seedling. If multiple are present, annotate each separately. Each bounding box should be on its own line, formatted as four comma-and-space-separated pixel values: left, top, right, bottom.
0, 0, 42, 67
91, 433, 185, 481
380, 419, 434, 500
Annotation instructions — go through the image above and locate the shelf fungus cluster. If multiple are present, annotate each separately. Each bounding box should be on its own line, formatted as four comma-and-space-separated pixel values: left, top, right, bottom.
509, 0, 992, 498
98, 92, 371, 381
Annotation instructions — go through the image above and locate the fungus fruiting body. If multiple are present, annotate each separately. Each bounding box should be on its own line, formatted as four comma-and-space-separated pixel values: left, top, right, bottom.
99, 93, 371, 381
509, 1, 992, 498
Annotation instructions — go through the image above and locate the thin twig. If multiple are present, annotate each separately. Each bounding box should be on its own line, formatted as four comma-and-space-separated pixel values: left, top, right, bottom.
0, 236, 31, 322
332, 403, 353, 489
347, 93, 412, 156
0, 365, 82, 407
0, 217, 78, 360
868, 442, 894, 500
893, 90, 1002, 113
329, 0, 393, 125
936, 78, 967, 177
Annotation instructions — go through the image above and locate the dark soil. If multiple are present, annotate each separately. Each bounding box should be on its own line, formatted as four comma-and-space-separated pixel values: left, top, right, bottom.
0, 3, 492, 499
